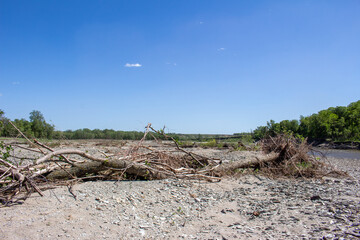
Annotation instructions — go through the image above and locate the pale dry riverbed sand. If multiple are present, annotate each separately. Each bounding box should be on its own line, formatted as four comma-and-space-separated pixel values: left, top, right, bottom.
1, 141, 359, 240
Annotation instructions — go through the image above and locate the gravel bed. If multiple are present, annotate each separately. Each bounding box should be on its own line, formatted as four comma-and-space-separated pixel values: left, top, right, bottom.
0, 141, 359, 239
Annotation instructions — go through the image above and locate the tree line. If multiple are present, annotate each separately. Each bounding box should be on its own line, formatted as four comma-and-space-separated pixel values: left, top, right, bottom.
253, 100, 360, 142
0, 110, 152, 140
2, 100, 359, 142
0, 110, 242, 141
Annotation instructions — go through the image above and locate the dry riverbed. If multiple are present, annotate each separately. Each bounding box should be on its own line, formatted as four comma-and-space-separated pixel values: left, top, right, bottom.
1, 140, 359, 239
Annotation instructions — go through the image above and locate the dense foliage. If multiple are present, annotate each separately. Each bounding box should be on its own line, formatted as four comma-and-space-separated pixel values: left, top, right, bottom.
0, 110, 152, 140
253, 100, 360, 142
0, 110, 54, 139
60, 128, 147, 140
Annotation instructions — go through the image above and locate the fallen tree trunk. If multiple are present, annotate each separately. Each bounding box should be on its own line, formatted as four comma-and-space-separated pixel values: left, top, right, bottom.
40, 149, 171, 180
46, 162, 105, 180
207, 152, 278, 176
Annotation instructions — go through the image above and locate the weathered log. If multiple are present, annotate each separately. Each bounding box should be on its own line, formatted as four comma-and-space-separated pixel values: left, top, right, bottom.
207, 152, 278, 176
40, 149, 171, 180
46, 162, 106, 180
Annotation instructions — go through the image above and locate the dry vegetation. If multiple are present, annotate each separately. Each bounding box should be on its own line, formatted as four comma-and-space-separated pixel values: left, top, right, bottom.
0, 124, 346, 206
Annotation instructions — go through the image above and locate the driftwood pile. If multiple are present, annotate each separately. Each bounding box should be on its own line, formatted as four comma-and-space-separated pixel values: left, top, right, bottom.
259, 135, 327, 178
0, 123, 341, 206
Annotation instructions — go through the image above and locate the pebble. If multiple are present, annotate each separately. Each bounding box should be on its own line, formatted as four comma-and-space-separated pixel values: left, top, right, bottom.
1, 141, 360, 239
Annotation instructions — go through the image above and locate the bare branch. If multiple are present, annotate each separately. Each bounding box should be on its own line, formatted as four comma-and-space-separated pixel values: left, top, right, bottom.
8, 121, 46, 154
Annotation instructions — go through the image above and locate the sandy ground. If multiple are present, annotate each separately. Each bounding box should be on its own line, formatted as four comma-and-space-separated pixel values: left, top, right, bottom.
1, 140, 359, 240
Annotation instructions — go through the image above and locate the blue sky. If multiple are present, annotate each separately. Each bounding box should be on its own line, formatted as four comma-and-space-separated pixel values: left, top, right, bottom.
1, 0, 359, 134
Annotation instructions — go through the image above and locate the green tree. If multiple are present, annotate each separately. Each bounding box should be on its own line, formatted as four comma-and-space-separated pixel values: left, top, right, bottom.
279, 120, 299, 134
13, 118, 34, 137
0, 109, 5, 134
253, 126, 268, 140
345, 100, 360, 140
0, 110, 8, 137
29, 110, 54, 139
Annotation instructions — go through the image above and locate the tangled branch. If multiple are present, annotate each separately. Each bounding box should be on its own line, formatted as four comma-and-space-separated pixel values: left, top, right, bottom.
0, 124, 345, 206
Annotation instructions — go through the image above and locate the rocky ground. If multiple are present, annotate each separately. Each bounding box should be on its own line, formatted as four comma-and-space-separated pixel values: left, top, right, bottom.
0, 140, 359, 239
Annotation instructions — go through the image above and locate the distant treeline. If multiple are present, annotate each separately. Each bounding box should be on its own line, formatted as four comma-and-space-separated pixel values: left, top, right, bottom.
1, 100, 359, 142
0, 110, 237, 141
253, 100, 360, 142
0, 110, 150, 140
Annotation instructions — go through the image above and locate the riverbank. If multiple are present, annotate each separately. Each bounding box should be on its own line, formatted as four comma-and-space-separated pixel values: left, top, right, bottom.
1, 140, 359, 239
312, 141, 360, 150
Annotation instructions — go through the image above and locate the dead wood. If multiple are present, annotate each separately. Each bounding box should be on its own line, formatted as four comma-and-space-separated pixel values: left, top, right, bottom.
0, 165, 43, 204
46, 161, 106, 180
8, 120, 46, 154
207, 152, 279, 176
258, 134, 346, 178
34, 139, 74, 166
39, 149, 171, 180
1, 123, 346, 206
148, 126, 214, 167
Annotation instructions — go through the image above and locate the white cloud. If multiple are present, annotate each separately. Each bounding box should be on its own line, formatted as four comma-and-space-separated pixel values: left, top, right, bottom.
199, 21, 204, 24
125, 63, 142, 67
217, 48, 226, 51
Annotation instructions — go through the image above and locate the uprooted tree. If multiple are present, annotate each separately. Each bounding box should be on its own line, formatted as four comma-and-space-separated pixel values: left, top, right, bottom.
0, 122, 346, 206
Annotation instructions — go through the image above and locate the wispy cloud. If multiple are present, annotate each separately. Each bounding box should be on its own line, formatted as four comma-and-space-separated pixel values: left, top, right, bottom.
12, 81, 20, 85
125, 63, 142, 68
0, 93, 2, 97
217, 47, 226, 51
166, 62, 177, 66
